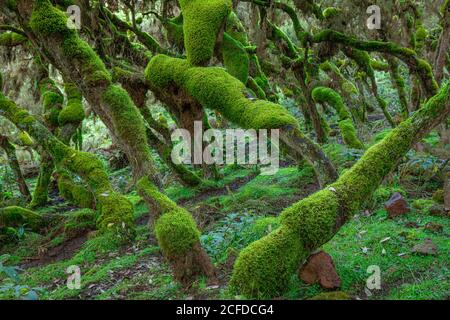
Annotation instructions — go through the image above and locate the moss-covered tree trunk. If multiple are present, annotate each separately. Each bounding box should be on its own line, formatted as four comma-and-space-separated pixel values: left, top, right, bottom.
434, 1, 449, 84
0, 135, 31, 201
13, 0, 158, 186
0, 93, 135, 239
385, 55, 410, 119
30, 150, 53, 208
5, 0, 216, 283
146, 55, 338, 187
230, 84, 449, 297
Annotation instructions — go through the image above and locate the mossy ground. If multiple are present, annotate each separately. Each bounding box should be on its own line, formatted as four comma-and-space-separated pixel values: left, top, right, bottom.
0, 121, 448, 300
1, 157, 448, 299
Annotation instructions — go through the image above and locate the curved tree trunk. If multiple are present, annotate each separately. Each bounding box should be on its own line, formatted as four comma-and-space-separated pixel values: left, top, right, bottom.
230, 83, 449, 297
434, 1, 450, 84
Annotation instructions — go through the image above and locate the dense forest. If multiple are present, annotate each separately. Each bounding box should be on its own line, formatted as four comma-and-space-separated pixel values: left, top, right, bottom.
0, 0, 448, 301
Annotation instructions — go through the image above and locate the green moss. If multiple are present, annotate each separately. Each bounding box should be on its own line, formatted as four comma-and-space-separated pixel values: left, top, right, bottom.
312, 87, 351, 120
221, 32, 249, 83
372, 185, 406, 205
179, 0, 232, 65
348, 49, 374, 78
416, 59, 439, 92
0, 32, 27, 47
64, 208, 96, 238
30, 0, 71, 36
230, 225, 302, 298
96, 192, 135, 239
136, 177, 179, 214
225, 12, 249, 45
154, 209, 200, 257
101, 85, 149, 156
164, 16, 185, 49
312, 29, 438, 96
231, 83, 449, 298
30, 0, 111, 87
57, 171, 94, 209
58, 83, 84, 125
39, 78, 64, 127
370, 60, 389, 71
412, 199, 435, 214
137, 176, 203, 259
1, 90, 135, 238
338, 119, 364, 149
30, 153, 54, 208
323, 7, 341, 19
375, 96, 395, 127
146, 55, 298, 130
312, 87, 364, 149
432, 189, 444, 204
18, 131, 33, 146
0, 206, 43, 231
415, 25, 428, 42
341, 81, 358, 96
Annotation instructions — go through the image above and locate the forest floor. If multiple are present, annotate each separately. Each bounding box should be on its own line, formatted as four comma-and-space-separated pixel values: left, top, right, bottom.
0, 128, 449, 300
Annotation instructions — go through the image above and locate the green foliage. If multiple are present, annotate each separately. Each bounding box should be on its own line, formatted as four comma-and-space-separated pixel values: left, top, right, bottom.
201, 213, 279, 264
231, 84, 449, 297
322, 209, 449, 300
209, 167, 315, 214
0, 254, 44, 300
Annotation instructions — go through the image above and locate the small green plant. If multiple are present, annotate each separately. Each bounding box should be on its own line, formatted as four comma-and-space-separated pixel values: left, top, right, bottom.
0, 254, 44, 300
